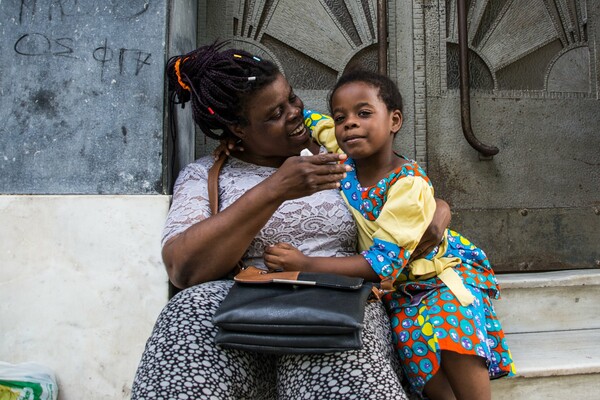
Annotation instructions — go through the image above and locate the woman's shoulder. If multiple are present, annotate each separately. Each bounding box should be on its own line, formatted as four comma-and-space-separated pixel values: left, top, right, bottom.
179, 154, 250, 177
176, 155, 213, 174
174, 156, 214, 183
177, 155, 276, 190
191, 155, 216, 170
171, 156, 230, 194
177, 154, 279, 185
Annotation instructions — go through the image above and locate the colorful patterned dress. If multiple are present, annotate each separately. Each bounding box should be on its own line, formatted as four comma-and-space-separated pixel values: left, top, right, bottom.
305, 110, 515, 397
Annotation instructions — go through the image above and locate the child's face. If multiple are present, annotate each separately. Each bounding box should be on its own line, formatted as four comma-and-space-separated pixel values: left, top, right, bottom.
331, 82, 402, 160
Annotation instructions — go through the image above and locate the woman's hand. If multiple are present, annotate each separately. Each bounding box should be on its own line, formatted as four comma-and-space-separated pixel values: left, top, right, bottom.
213, 139, 243, 160
264, 242, 309, 271
265, 153, 352, 201
410, 198, 452, 261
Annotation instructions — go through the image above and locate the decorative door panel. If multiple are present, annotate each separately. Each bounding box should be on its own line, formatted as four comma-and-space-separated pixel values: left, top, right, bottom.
421, 0, 599, 272
202, 0, 380, 88
195, 1, 600, 272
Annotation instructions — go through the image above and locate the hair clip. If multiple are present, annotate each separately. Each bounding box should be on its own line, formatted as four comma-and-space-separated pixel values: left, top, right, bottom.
247, 76, 256, 82
233, 54, 242, 59
252, 56, 261, 62
207, 107, 215, 115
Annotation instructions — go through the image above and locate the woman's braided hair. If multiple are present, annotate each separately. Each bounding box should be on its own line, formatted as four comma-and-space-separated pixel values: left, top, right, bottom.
166, 40, 280, 140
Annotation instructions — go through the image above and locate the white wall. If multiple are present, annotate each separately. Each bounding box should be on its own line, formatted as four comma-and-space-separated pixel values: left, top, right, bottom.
0, 195, 170, 399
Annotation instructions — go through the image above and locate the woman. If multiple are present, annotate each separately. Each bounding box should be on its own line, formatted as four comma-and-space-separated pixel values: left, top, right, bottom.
131, 41, 449, 399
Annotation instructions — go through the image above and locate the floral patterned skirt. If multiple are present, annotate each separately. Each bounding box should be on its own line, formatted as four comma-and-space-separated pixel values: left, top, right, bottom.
385, 230, 516, 396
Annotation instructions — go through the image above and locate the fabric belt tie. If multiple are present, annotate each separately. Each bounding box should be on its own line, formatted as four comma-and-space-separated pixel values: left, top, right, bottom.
407, 239, 475, 307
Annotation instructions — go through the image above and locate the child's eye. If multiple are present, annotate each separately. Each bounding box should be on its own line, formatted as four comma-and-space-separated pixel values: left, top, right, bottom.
289, 93, 297, 102
358, 110, 372, 117
333, 115, 345, 124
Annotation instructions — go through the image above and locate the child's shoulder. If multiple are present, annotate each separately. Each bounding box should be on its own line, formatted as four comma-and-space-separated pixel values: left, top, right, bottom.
392, 155, 430, 183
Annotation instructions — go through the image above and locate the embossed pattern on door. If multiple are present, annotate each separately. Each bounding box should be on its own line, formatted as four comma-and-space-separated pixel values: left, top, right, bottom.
424, 0, 599, 272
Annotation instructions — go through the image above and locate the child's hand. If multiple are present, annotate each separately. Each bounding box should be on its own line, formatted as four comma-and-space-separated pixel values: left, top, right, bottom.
213, 139, 244, 160
264, 243, 309, 271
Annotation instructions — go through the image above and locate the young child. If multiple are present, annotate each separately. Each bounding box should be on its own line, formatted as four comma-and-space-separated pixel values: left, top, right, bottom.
264, 70, 515, 400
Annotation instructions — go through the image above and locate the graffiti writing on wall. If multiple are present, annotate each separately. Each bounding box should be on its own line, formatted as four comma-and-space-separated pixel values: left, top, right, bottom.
14, 33, 152, 81
13, 0, 154, 81
18, 0, 151, 23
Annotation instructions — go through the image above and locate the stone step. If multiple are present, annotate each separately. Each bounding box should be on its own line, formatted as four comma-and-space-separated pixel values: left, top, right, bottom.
493, 269, 600, 334
492, 328, 600, 399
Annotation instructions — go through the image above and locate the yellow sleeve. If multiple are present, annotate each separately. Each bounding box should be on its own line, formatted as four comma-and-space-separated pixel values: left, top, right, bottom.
311, 117, 344, 154
373, 175, 436, 254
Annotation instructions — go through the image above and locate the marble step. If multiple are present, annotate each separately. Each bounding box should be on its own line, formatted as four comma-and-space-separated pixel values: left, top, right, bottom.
491, 328, 600, 399
493, 270, 600, 334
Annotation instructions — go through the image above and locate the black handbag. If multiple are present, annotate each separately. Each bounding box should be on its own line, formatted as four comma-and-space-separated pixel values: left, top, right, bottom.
208, 153, 378, 354
213, 266, 375, 354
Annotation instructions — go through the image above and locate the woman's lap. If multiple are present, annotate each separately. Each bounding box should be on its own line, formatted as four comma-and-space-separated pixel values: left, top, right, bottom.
131, 280, 407, 400
276, 302, 407, 399
131, 280, 275, 399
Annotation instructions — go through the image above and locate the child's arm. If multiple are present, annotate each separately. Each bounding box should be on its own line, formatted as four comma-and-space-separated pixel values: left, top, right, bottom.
264, 243, 379, 281
304, 110, 343, 154
264, 180, 444, 283
361, 176, 436, 286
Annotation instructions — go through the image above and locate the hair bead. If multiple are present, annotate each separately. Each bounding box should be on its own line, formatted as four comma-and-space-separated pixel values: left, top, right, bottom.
207, 107, 215, 115
174, 57, 191, 91
248, 76, 256, 82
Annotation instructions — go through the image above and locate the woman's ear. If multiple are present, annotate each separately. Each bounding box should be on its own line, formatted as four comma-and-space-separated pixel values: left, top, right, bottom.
391, 110, 403, 134
228, 124, 246, 140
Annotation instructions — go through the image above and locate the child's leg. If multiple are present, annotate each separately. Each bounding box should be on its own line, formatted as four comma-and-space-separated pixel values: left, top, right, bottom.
423, 351, 490, 400
423, 368, 456, 400
387, 281, 512, 399
440, 351, 490, 400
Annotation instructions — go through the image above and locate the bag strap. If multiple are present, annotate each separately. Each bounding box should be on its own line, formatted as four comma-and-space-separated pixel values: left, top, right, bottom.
235, 266, 365, 290
208, 152, 228, 215
207, 152, 246, 273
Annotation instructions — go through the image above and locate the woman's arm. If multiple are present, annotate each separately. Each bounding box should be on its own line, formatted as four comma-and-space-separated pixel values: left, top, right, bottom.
163, 153, 351, 288
410, 198, 451, 261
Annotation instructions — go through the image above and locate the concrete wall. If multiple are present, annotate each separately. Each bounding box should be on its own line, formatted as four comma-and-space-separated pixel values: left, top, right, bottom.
0, 1, 200, 398
0, 195, 169, 399
0, 0, 168, 194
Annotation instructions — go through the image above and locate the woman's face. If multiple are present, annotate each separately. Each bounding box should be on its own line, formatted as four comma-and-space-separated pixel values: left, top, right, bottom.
231, 73, 313, 166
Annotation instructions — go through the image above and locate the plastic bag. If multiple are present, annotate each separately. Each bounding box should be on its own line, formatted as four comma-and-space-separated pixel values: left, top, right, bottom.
0, 362, 58, 400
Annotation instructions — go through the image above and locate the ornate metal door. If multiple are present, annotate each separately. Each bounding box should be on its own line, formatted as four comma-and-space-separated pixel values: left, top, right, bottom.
420, 0, 599, 272
197, 0, 600, 272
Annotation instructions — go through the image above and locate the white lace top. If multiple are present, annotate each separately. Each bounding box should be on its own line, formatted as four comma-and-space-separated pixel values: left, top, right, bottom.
162, 155, 358, 269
